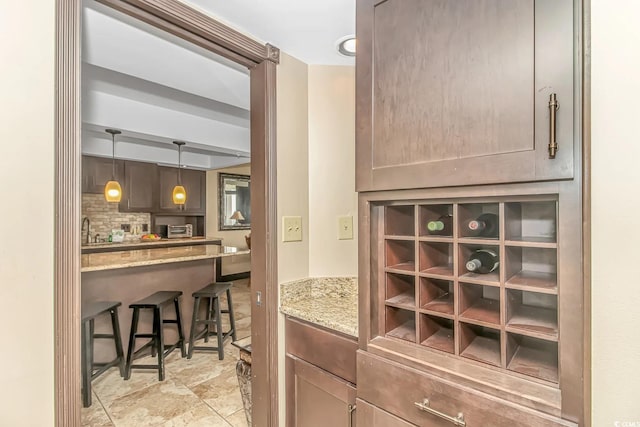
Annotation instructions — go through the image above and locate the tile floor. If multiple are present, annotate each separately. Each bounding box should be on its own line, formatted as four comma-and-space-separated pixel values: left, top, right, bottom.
81, 279, 252, 427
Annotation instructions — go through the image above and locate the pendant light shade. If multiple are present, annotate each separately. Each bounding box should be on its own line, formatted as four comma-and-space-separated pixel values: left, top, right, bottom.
104, 129, 122, 203
105, 180, 122, 202
172, 141, 187, 205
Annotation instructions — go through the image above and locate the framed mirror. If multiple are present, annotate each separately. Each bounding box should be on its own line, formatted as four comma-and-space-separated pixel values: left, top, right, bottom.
218, 173, 251, 230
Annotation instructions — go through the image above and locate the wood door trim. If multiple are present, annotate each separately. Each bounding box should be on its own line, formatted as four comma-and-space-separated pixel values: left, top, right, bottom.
581, 0, 592, 425
55, 1, 82, 425
55, 1, 279, 425
96, 0, 279, 67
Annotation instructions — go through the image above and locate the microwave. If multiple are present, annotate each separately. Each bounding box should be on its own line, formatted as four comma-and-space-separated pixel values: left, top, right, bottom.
167, 224, 193, 239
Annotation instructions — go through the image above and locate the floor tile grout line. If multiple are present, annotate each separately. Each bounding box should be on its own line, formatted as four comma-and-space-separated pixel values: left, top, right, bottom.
93, 390, 117, 427
202, 400, 234, 427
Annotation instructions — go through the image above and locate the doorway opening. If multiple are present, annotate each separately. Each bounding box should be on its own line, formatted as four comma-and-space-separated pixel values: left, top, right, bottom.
55, 0, 279, 425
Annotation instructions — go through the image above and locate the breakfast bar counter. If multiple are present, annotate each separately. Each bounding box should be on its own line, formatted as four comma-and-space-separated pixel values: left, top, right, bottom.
81, 245, 248, 272
82, 245, 249, 359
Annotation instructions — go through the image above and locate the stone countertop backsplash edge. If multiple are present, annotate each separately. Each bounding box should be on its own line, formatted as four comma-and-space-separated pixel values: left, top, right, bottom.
280, 277, 358, 338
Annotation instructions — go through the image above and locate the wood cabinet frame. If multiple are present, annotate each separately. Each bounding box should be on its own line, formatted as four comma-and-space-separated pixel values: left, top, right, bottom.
55, 1, 279, 425
357, 0, 591, 424
356, 0, 582, 192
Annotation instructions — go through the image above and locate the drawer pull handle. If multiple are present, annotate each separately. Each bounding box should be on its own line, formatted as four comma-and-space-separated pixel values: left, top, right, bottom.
348, 404, 356, 427
414, 398, 466, 426
548, 92, 559, 158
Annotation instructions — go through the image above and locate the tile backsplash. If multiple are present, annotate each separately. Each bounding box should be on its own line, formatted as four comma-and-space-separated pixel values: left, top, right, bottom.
82, 193, 151, 243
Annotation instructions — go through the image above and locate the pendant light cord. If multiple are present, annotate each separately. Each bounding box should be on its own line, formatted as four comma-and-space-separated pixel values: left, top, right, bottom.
178, 144, 182, 185
111, 133, 116, 180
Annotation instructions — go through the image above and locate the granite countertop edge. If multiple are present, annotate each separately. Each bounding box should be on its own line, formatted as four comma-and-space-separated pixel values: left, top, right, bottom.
81, 246, 249, 272
81, 237, 224, 251
279, 276, 358, 338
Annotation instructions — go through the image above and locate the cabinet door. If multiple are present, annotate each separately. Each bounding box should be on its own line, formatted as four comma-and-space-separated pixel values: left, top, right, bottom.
356, 399, 415, 427
286, 356, 356, 427
158, 166, 206, 213
120, 160, 157, 212
82, 155, 124, 194
356, 0, 575, 191
182, 168, 206, 213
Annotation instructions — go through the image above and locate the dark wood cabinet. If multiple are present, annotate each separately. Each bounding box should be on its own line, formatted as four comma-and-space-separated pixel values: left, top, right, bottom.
356, 0, 575, 192
356, 399, 415, 427
82, 156, 124, 194
285, 317, 358, 427
158, 166, 206, 214
358, 181, 585, 426
355, 1, 587, 425
83, 156, 206, 215
120, 160, 157, 212
286, 356, 356, 427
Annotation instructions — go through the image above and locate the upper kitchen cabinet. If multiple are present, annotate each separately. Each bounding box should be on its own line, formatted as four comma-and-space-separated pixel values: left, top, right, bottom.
119, 160, 157, 212
356, 0, 576, 191
82, 155, 124, 194
158, 166, 206, 214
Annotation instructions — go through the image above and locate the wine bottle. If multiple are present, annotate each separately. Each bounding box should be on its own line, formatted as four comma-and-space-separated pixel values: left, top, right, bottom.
426, 214, 453, 236
465, 213, 498, 238
465, 249, 499, 274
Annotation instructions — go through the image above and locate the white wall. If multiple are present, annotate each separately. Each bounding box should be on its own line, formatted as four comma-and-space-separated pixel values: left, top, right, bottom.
206, 163, 252, 275
276, 52, 310, 422
0, 1, 55, 425
308, 65, 358, 277
591, 0, 640, 424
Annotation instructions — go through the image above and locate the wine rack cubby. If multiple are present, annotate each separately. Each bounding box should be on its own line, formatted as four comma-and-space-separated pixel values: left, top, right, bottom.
381, 197, 560, 383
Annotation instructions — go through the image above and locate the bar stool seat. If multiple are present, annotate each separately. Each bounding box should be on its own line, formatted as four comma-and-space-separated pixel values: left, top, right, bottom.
188, 282, 237, 360
81, 301, 124, 408
125, 291, 186, 381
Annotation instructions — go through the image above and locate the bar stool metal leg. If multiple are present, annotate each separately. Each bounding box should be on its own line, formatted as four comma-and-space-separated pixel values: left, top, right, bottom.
188, 296, 201, 359
204, 296, 213, 343
109, 308, 125, 377
155, 306, 165, 381
214, 296, 224, 360
124, 307, 140, 380
226, 288, 238, 341
173, 297, 187, 358
81, 320, 93, 407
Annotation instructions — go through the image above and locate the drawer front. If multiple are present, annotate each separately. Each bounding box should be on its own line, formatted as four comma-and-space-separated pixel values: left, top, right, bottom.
357, 399, 416, 427
357, 351, 577, 427
286, 317, 358, 383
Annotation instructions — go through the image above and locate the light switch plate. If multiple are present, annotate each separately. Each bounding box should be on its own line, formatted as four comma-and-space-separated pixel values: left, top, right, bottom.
282, 216, 302, 242
338, 215, 354, 240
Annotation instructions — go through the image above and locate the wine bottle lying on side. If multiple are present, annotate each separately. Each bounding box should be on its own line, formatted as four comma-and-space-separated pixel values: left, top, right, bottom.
466, 248, 499, 274
465, 213, 498, 238
426, 214, 453, 236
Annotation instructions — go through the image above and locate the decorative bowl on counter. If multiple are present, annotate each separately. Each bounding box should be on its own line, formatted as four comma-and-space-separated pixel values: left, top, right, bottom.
140, 234, 162, 241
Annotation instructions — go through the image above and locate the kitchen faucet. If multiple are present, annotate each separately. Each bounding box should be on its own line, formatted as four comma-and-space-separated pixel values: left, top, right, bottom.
82, 216, 91, 244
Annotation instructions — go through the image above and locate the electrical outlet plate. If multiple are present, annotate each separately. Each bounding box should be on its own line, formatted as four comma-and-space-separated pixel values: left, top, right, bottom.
282, 216, 302, 242
338, 215, 354, 240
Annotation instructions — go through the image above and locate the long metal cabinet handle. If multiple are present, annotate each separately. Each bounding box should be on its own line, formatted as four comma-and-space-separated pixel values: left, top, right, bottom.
348, 404, 356, 427
414, 398, 466, 426
548, 93, 559, 158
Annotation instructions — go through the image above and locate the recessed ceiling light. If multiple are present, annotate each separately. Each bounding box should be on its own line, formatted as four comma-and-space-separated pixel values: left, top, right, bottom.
336, 35, 356, 57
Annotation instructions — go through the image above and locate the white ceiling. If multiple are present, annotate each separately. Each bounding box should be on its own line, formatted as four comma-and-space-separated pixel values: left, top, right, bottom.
184, 0, 356, 66
81, 0, 355, 169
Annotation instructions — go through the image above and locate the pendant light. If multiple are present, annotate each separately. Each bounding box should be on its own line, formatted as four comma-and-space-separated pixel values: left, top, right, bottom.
104, 129, 122, 203
172, 141, 187, 205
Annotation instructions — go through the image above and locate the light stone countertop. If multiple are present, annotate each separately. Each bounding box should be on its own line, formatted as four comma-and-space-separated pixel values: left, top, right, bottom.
280, 277, 358, 337
81, 245, 249, 272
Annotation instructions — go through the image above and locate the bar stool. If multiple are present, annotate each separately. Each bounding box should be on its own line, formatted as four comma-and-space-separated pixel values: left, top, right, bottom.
81, 301, 125, 407
188, 282, 237, 360
124, 291, 186, 381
